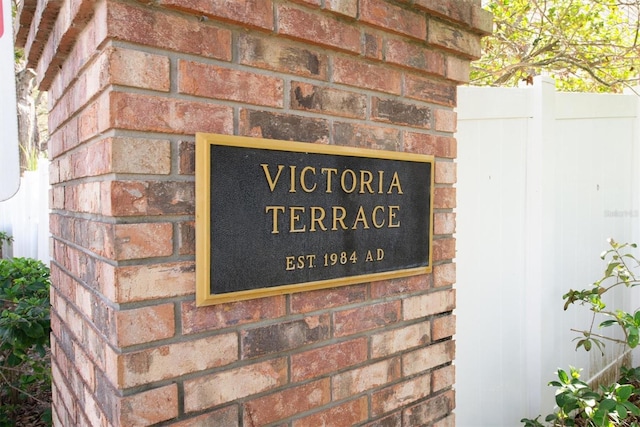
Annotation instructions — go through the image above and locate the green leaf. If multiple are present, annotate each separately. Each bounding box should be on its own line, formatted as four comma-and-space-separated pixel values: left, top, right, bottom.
599, 398, 617, 411
600, 319, 618, 327
558, 369, 570, 384
629, 327, 639, 348
617, 403, 628, 419
616, 384, 633, 401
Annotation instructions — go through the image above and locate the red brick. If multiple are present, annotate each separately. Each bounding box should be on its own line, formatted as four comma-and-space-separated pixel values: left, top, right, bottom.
243, 379, 331, 425
403, 390, 455, 426
114, 222, 173, 260
290, 284, 367, 313
119, 334, 237, 388
179, 141, 195, 175
432, 237, 456, 261
428, 19, 482, 59
434, 109, 457, 132
107, 47, 170, 91
107, 2, 232, 60
325, 0, 358, 18
446, 55, 472, 83
118, 384, 179, 426
370, 275, 431, 299
240, 109, 330, 143
291, 0, 322, 6
157, 0, 274, 30
277, 5, 361, 54
404, 132, 457, 158
333, 358, 401, 400
434, 187, 456, 209
291, 338, 368, 381
434, 262, 456, 288
360, 0, 427, 40
291, 81, 366, 119
471, 5, 494, 35
405, 74, 457, 106
371, 97, 431, 128
115, 261, 195, 303
363, 32, 383, 60
293, 397, 369, 427
169, 407, 239, 427
178, 60, 284, 108
333, 57, 402, 94
241, 315, 330, 359
334, 301, 401, 337
435, 161, 457, 184
434, 413, 456, 427
403, 289, 456, 320
371, 374, 431, 416
434, 212, 456, 235
385, 38, 445, 76
110, 181, 194, 216
402, 340, 455, 376
371, 322, 431, 358
238, 34, 329, 80
334, 122, 401, 151
433, 364, 456, 392
361, 412, 402, 427
431, 314, 456, 341
184, 358, 287, 412
181, 296, 286, 334
415, 0, 472, 28
116, 304, 175, 347
110, 92, 234, 135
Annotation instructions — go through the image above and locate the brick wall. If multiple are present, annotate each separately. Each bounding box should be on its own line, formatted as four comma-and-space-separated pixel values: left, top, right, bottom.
16, 0, 490, 425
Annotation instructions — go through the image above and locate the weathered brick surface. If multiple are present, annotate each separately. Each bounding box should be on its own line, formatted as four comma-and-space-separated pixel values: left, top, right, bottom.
291, 81, 366, 119
238, 34, 329, 80
361, 0, 427, 40
24, 0, 487, 424
157, 0, 274, 30
241, 315, 330, 359
403, 390, 455, 426
333, 301, 401, 337
243, 379, 331, 426
184, 358, 288, 412
277, 5, 361, 53
404, 289, 456, 320
178, 60, 284, 108
117, 384, 179, 426
333, 56, 402, 94
181, 297, 286, 334
371, 374, 432, 416
119, 334, 238, 388
371, 322, 431, 358
292, 397, 369, 427
107, 1, 232, 60
291, 338, 368, 381
403, 340, 455, 376
332, 358, 402, 400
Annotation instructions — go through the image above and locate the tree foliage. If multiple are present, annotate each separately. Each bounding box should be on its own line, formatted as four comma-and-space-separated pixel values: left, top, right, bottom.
472, 0, 640, 92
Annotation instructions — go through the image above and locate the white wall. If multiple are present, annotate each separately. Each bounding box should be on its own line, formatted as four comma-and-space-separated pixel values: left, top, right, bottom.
456, 77, 640, 426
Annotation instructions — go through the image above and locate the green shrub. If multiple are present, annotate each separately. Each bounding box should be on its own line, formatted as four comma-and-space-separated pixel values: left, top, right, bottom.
0, 257, 51, 425
522, 239, 640, 426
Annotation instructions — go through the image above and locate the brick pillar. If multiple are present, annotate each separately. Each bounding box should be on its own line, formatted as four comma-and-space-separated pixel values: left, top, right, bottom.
16, 0, 491, 425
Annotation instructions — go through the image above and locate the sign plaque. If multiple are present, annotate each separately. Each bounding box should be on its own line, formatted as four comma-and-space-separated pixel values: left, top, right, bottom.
196, 134, 433, 306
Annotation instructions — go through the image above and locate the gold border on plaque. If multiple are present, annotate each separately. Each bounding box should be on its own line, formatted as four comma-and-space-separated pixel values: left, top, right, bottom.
196, 133, 434, 306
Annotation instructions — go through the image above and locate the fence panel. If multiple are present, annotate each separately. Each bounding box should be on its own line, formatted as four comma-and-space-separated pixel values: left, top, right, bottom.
456, 77, 640, 426
0, 159, 50, 263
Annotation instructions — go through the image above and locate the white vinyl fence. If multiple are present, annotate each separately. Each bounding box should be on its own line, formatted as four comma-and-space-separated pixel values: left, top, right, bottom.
456, 76, 640, 426
0, 158, 49, 263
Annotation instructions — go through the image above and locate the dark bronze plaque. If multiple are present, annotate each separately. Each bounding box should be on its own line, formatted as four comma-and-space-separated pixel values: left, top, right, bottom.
196, 134, 433, 305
